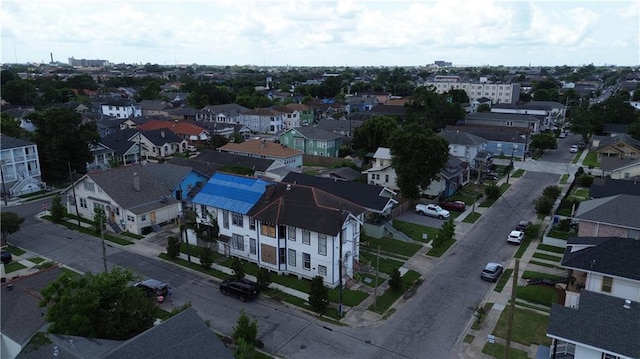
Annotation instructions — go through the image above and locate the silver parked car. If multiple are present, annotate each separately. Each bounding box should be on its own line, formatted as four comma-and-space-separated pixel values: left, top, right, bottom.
481, 262, 504, 282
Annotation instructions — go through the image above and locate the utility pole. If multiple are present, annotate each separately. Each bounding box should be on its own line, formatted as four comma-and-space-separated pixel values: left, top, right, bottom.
506, 146, 515, 184
179, 184, 191, 264
338, 209, 344, 318
505, 259, 519, 358
373, 245, 380, 310
99, 212, 108, 273
472, 161, 483, 214
68, 161, 81, 227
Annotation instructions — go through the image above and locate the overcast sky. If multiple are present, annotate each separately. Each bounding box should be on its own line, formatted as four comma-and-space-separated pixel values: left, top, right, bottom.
1, 0, 638, 67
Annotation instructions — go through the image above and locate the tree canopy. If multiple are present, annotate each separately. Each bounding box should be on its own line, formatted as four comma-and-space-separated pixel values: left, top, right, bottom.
1, 212, 25, 245
28, 108, 100, 182
389, 123, 450, 199
1, 113, 26, 138
405, 86, 465, 130
351, 115, 398, 155
530, 133, 558, 153
39, 268, 157, 340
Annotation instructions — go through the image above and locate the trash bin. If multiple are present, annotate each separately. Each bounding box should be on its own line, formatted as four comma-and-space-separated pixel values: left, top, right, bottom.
553, 215, 559, 224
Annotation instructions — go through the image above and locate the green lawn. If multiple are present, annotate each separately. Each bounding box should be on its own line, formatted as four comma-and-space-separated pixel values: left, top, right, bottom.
511, 169, 525, 178
425, 238, 455, 257
445, 184, 483, 205
582, 151, 598, 168
532, 252, 563, 262
28, 257, 46, 264
362, 233, 423, 256
472, 302, 494, 330
463, 212, 481, 223
537, 243, 565, 253
368, 270, 420, 314
494, 269, 513, 293
492, 305, 552, 346
3, 245, 26, 256
513, 237, 533, 259
571, 150, 584, 164
521, 271, 566, 281
559, 174, 569, 184
570, 187, 589, 199
529, 260, 565, 270
392, 220, 440, 243
516, 285, 559, 307
3, 261, 27, 273
359, 251, 405, 276
482, 342, 529, 359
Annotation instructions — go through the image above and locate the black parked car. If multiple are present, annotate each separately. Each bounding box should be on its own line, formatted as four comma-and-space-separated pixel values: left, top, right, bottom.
220, 278, 260, 302
1, 251, 12, 264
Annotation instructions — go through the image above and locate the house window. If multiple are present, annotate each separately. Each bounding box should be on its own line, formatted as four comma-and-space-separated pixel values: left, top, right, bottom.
303, 253, 310, 270
375, 174, 380, 180
115, 208, 120, 215
200, 205, 208, 220
288, 226, 296, 241
318, 265, 327, 276
318, 235, 327, 256
279, 248, 286, 264
260, 223, 276, 237
84, 182, 95, 192
127, 215, 134, 221
250, 238, 256, 254
232, 234, 244, 251
506, 121, 513, 126
601, 276, 613, 293
249, 217, 256, 230
385, 174, 389, 183
497, 143, 503, 150
141, 214, 146, 221
79, 198, 87, 208
222, 210, 229, 229
302, 230, 311, 245
232, 212, 243, 227
294, 138, 303, 147
288, 249, 296, 266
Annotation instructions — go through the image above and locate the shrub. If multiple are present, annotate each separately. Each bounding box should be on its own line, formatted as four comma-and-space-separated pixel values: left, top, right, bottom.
558, 218, 572, 232
199, 247, 214, 269
535, 196, 555, 215
166, 236, 181, 258
256, 268, 272, 290
231, 259, 245, 280
50, 195, 66, 223
575, 167, 585, 176
579, 175, 594, 187
308, 276, 329, 313
388, 268, 403, 292
233, 310, 258, 346
484, 183, 501, 200
542, 186, 561, 201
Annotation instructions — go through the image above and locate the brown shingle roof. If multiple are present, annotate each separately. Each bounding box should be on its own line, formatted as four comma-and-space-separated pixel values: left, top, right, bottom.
218, 139, 302, 158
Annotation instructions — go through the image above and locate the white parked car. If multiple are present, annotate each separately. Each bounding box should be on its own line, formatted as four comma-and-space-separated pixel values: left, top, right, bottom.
570, 145, 579, 153
415, 204, 450, 219
507, 230, 525, 244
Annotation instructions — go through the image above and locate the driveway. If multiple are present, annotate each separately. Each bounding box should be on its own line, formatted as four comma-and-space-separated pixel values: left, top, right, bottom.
396, 210, 448, 229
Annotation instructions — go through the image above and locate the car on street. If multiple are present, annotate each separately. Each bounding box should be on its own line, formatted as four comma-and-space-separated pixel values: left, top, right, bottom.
481, 262, 504, 282
415, 203, 450, 219
1, 250, 12, 264
134, 279, 171, 298
220, 278, 260, 302
569, 145, 579, 153
507, 230, 525, 244
559, 132, 567, 138
439, 200, 466, 212
516, 220, 531, 232
577, 142, 586, 150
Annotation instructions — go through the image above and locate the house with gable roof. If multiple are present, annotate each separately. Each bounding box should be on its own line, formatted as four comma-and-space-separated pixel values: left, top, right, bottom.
599, 157, 640, 180
573, 194, 640, 239
0, 134, 43, 197
278, 126, 343, 157
100, 99, 142, 119
546, 237, 640, 359
191, 172, 364, 287
61, 162, 198, 234
272, 103, 314, 128
138, 100, 173, 117
593, 134, 640, 161
445, 125, 528, 160
589, 177, 640, 199
463, 112, 543, 135
217, 139, 303, 168
362, 147, 397, 190
438, 129, 488, 166
238, 108, 284, 134
197, 103, 249, 124
137, 119, 210, 144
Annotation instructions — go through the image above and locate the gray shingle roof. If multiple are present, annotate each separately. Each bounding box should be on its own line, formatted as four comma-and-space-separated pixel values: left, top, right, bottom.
561, 236, 640, 281
84, 162, 189, 214
547, 291, 640, 358
101, 129, 139, 156
285, 126, 342, 141
589, 178, 640, 198
1, 267, 62, 347
445, 125, 529, 143
194, 149, 275, 172
137, 128, 183, 146
599, 157, 640, 172
281, 172, 395, 213
595, 134, 640, 151
574, 194, 640, 229
438, 130, 487, 146
0, 134, 36, 150
466, 112, 541, 122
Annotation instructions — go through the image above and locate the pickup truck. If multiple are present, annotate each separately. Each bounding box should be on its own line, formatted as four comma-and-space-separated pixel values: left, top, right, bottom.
415, 203, 450, 219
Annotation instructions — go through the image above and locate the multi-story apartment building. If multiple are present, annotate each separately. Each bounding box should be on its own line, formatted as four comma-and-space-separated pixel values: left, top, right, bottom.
422, 81, 521, 104
0, 134, 43, 197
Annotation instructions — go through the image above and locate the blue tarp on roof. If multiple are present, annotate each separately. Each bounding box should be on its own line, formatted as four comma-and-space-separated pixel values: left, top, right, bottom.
192, 173, 271, 214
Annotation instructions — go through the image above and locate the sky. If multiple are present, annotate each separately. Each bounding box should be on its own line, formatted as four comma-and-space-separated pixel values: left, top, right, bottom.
1, 0, 638, 67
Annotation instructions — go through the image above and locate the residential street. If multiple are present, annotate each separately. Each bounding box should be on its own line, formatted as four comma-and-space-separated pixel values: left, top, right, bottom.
3, 151, 568, 358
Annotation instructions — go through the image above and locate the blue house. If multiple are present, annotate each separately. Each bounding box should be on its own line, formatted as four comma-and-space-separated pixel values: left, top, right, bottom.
446, 125, 529, 160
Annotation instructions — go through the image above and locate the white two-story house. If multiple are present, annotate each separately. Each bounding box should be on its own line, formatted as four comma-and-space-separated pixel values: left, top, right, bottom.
238, 108, 284, 134
191, 172, 364, 287
362, 147, 397, 190
0, 134, 43, 197
100, 100, 142, 119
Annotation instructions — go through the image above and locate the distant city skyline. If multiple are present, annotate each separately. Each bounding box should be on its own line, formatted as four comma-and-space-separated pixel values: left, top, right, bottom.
1, 0, 638, 67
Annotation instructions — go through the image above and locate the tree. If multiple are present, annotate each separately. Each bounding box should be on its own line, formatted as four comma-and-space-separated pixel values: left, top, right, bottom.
484, 183, 501, 201
1, 78, 38, 106
405, 86, 465, 130
389, 123, 450, 199
233, 310, 258, 347
351, 115, 398, 154
477, 103, 491, 112
231, 259, 245, 280
28, 108, 100, 182
542, 186, 561, 201
530, 133, 557, 153
199, 247, 214, 269
93, 208, 106, 235
308, 275, 329, 313
49, 194, 66, 223
256, 268, 272, 290
1, 113, 26, 138
445, 89, 469, 104
166, 235, 181, 258
535, 195, 555, 215
628, 117, 640, 141
439, 218, 456, 243
135, 80, 163, 101
1, 212, 25, 245
39, 268, 156, 340
388, 269, 403, 292
234, 338, 256, 359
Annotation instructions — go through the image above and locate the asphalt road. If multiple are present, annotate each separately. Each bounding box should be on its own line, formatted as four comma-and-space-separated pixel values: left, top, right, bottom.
4, 167, 561, 358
